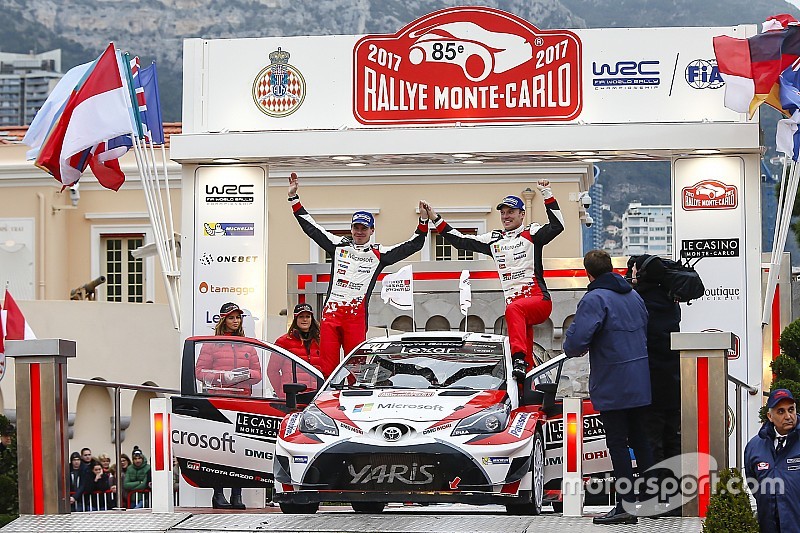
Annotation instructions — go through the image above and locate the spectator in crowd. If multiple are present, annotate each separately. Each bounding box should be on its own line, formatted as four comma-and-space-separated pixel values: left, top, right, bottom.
79, 447, 93, 473
123, 447, 151, 508
269, 302, 323, 397
117, 453, 131, 509
745, 388, 799, 533
69, 451, 90, 511
563, 249, 654, 525
87, 460, 114, 510
195, 302, 262, 397
0, 425, 13, 455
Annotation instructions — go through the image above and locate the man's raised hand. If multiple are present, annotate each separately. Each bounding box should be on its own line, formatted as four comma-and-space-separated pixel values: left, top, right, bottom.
288, 172, 299, 197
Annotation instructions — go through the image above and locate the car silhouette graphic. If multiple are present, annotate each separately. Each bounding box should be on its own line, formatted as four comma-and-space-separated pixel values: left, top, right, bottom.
408, 22, 533, 83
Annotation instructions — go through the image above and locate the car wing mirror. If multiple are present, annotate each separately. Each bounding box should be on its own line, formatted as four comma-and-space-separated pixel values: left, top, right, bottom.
284, 383, 308, 411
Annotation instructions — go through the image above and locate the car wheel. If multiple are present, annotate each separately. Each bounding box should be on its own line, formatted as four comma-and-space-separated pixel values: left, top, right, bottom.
279, 502, 319, 514
551, 501, 563, 513
351, 502, 386, 513
506, 429, 544, 516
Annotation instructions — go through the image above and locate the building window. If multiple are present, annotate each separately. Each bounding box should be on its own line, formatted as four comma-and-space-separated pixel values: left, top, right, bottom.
434, 228, 476, 261
101, 234, 144, 302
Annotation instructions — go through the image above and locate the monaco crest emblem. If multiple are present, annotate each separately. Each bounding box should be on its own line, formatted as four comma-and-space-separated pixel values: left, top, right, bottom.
252, 47, 306, 117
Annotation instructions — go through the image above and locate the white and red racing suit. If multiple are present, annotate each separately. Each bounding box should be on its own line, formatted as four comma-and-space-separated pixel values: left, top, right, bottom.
432, 189, 564, 370
291, 197, 428, 375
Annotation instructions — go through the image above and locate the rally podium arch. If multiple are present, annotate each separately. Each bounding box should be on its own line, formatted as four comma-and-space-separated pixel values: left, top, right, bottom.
171, 7, 771, 492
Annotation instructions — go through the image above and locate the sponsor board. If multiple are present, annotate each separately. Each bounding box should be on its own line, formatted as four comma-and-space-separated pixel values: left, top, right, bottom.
204, 183, 254, 205
481, 456, 510, 465
235, 413, 281, 439
592, 59, 660, 89
508, 412, 531, 438
545, 414, 605, 446
682, 179, 738, 210
198, 282, 256, 296
378, 390, 435, 397
685, 59, 723, 89
199, 253, 260, 266
203, 222, 255, 237
680, 238, 739, 258
284, 413, 301, 437
353, 6, 581, 124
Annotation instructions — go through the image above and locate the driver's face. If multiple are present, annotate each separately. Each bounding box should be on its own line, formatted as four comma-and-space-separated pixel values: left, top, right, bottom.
351, 223, 374, 245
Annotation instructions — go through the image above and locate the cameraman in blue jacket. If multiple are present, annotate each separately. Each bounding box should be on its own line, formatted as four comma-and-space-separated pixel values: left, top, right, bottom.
563, 249, 654, 525
744, 388, 799, 533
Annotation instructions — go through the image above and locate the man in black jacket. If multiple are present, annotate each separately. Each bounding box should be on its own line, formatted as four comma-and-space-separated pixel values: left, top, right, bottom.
628, 254, 682, 516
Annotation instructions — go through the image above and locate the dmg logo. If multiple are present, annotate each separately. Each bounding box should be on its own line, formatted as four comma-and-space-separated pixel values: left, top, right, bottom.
685, 59, 724, 89
204, 184, 254, 204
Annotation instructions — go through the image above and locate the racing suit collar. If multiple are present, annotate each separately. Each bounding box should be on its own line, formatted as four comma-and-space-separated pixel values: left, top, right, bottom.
502, 224, 526, 237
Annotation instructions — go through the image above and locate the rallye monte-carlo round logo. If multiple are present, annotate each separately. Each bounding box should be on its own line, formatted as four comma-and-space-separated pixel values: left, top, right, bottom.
681, 179, 738, 210
253, 47, 306, 117
353, 6, 582, 124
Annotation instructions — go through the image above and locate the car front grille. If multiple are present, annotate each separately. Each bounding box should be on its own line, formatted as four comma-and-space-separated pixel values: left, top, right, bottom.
301, 443, 490, 491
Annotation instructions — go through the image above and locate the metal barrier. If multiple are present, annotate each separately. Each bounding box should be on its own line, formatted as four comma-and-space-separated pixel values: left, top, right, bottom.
127, 489, 152, 509
66, 377, 179, 510
726, 373, 759, 471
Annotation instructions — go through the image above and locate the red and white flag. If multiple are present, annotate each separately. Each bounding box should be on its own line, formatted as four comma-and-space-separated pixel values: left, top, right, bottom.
1, 289, 38, 379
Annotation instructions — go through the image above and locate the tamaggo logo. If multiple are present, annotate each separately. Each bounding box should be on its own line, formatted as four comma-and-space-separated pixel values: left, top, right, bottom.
203, 222, 255, 237
685, 59, 724, 89
204, 184, 254, 204
592, 59, 660, 89
198, 281, 255, 296
682, 180, 738, 210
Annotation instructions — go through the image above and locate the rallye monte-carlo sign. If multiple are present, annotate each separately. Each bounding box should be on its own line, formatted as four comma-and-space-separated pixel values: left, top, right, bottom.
353, 6, 582, 124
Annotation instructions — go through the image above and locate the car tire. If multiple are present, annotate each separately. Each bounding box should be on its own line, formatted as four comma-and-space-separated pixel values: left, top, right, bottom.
351, 502, 386, 513
279, 502, 320, 514
506, 429, 544, 516
551, 501, 563, 513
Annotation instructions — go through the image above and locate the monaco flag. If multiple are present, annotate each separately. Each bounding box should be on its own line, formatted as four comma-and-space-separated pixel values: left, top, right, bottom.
35, 43, 133, 188
459, 270, 472, 316
0, 289, 37, 381
380, 265, 414, 311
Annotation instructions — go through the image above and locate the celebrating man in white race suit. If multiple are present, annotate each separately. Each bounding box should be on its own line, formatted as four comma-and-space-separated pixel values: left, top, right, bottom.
288, 172, 429, 376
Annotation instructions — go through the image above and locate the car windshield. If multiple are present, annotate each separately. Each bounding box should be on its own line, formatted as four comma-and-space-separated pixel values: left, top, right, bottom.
326, 340, 506, 391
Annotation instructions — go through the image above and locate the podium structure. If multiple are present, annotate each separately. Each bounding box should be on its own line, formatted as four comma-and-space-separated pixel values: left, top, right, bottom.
5, 339, 75, 514
671, 331, 735, 518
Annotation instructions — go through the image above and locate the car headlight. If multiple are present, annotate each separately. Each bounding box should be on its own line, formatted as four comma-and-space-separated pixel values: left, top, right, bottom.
451, 403, 510, 436
299, 404, 339, 436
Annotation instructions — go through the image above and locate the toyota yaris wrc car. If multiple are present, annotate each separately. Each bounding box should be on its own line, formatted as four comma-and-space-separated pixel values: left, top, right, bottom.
274, 331, 548, 515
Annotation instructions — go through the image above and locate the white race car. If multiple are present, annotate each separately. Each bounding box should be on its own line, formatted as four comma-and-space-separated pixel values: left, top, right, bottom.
273, 331, 548, 514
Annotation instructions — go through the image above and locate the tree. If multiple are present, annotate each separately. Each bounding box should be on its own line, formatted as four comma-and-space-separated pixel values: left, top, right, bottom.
0, 414, 18, 526
761, 318, 800, 422
702, 468, 758, 533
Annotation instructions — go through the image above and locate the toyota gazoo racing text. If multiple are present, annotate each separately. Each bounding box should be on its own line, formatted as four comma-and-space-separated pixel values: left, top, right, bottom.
274, 332, 547, 515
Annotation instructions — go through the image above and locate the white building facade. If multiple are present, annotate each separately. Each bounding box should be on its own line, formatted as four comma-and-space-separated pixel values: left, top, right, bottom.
622, 203, 673, 256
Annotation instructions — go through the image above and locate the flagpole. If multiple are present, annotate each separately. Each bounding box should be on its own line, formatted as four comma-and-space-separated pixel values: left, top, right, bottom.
763, 159, 800, 323
132, 134, 180, 329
